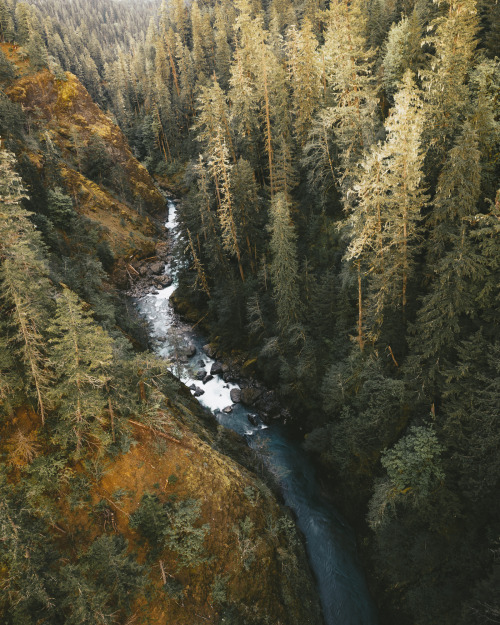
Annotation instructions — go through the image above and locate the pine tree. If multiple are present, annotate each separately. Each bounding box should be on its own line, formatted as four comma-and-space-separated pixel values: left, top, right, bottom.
191, 1, 208, 81
285, 19, 322, 147
48, 287, 114, 453
206, 126, 245, 282
214, 5, 232, 89
172, 0, 188, 44
421, 0, 480, 165
370, 71, 427, 323
175, 32, 195, 117
0, 47, 15, 83
26, 29, 48, 70
344, 148, 387, 346
0, 0, 12, 43
232, 156, 262, 275
441, 332, 500, 504
194, 79, 245, 280
382, 12, 425, 96
408, 123, 482, 393
0, 148, 52, 422
194, 76, 235, 162
268, 192, 301, 334
230, 0, 288, 197
14, 2, 32, 45
268, 0, 297, 37
344, 71, 427, 346
319, 0, 379, 188
469, 59, 500, 202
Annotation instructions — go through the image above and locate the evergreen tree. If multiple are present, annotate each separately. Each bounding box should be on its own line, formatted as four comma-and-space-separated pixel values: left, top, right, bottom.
191, 1, 208, 81
230, 0, 288, 197
382, 12, 425, 96
421, 0, 480, 165
285, 19, 322, 148
344, 71, 427, 346
26, 29, 48, 70
0, 0, 13, 43
0, 47, 15, 82
232, 156, 263, 275
214, 5, 232, 89
14, 2, 32, 45
368, 71, 427, 326
319, 0, 379, 189
0, 149, 52, 423
268, 192, 301, 334
408, 123, 482, 393
48, 286, 114, 453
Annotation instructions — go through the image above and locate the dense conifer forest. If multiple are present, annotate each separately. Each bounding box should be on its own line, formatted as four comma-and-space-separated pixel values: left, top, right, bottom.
0, 0, 499, 623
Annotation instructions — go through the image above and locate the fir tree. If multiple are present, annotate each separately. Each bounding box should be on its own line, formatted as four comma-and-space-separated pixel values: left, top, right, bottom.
382, 12, 425, 96
268, 192, 301, 334
0, 149, 52, 422
421, 0, 480, 165
0, 47, 15, 82
48, 286, 114, 453
369, 71, 427, 325
285, 19, 322, 148
408, 123, 482, 393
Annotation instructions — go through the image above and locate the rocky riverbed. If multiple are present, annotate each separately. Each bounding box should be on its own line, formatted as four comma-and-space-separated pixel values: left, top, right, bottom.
124, 200, 293, 425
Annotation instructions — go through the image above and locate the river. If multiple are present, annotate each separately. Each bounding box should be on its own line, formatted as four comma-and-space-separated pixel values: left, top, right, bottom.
137, 199, 378, 625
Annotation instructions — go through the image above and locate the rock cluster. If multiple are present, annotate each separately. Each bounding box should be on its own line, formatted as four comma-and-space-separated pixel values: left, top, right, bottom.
199, 344, 289, 424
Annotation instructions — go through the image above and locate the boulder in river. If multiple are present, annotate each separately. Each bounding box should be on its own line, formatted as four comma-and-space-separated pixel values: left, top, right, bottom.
184, 342, 196, 358
248, 413, 260, 426
194, 388, 205, 397
241, 386, 263, 406
210, 361, 224, 375
222, 406, 233, 414
203, 344, 216, 358
155, 241, 168, 256
155, 274, 172, 288
230, 388, 242, 403
196, 370, 206, 381
203, 374, 214, 384
150, 261, 164, 275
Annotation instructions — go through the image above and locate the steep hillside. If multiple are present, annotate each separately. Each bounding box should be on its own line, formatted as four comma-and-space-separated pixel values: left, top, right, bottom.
1, 383, 321, 625
2, 42, 163, 267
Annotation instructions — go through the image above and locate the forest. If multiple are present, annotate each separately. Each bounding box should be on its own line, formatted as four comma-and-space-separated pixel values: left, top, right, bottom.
0, 0, 499, 623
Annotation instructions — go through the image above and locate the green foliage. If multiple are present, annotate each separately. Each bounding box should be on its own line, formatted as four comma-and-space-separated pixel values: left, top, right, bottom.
81, 134, 114, 186
163, 498, 210, 570
0, 471, 60, 624
211, 574, 229, 605
232, 515, 259, 571
48, 286, 114, 453
381, 425, 444, 498
0, 92, 24, 146
46, 187, 76, 227
0, 148, 53, 422
268, 192, 301, 334
314, 353, 406, 473
382, 13, 424, 96
130, 493, 210, 570
0, 48, 15, 81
